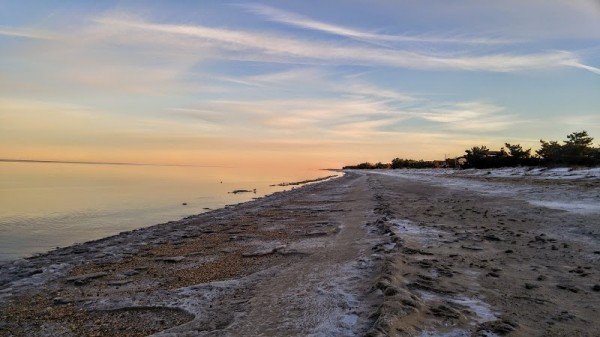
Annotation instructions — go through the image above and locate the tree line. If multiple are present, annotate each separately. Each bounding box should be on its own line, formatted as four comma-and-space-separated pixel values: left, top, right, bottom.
343, 131, 600, 170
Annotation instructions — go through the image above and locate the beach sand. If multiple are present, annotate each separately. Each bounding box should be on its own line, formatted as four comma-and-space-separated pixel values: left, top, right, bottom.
1, 170, 599, 336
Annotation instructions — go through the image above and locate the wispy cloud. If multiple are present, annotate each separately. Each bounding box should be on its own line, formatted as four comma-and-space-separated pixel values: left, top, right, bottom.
246, 67, 324, 84
168, 97, 517, 142
0, 27, 55, 40
93, 15, 596, 74
562, 60, 600, 75
168, 108, 225, 124
335, 81, 417, 103
417, 101, 516, 132
226, 67, 418, 104
169, 97, 407, 136
241, 3, 519, 46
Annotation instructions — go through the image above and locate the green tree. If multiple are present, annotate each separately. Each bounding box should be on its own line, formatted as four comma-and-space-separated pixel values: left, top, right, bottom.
537, 131, 597, 166
536, 140, 563, 164
562, 131, 594, 165
391, 158, 404, 169
465, 146, 490, 168
505, 143, 531, 166
505, 143, 530, 159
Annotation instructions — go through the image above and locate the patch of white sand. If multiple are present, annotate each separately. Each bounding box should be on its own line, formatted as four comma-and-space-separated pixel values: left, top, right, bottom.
363, 169, 600, 214
528, 200, 600, 214
307, 260, 373, 337
415, 290, 499, 337
390, 219, 446, 246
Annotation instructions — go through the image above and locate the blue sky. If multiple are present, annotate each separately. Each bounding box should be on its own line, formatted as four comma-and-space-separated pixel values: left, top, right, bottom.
1, 1, 599, 168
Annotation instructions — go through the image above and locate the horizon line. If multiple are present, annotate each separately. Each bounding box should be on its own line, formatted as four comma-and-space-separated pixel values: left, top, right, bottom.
0, 159, 231, 168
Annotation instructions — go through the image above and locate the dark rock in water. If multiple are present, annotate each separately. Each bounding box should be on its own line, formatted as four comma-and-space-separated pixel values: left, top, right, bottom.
592, 284, 600, 292
229, 189, 254, 194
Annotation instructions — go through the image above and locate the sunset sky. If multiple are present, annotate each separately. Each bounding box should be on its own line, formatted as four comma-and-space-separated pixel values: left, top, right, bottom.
1, 1, 599, 169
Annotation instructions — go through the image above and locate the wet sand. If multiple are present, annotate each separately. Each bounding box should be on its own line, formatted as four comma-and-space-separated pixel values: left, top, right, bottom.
1, 171, 599, 336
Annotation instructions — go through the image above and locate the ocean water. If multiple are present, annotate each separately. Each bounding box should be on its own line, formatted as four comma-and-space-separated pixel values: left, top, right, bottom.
0, 161, 333, 261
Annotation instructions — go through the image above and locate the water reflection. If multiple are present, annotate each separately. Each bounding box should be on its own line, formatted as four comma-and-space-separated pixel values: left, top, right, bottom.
0, 162, 333, 260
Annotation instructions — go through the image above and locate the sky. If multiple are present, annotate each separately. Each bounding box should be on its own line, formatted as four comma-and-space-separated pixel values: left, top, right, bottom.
1, 0, 599, 169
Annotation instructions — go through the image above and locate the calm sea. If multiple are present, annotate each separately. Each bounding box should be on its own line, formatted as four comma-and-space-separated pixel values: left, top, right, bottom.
0, 161, 333, 261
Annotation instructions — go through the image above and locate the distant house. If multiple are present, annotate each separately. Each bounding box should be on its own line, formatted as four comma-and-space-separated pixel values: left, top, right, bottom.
486, 148, 507, 158
432, 160, 447, 168
447, 157, 467, 169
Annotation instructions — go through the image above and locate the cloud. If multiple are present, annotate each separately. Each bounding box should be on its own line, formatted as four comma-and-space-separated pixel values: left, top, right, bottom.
558, 114, 600, 128
167, 96, 523, 142
241, 3, 518, 45
416, 101, 516, 132
420, 102, 503, 123
222, 67, 418, 105
169, 97, 407, 136
92, 15, 597, 74
246, 67, 325, 84
562, 61, 600, 75
334, 82, 417, 103
168, 97, 520, 149
0, 27, 55, 40
2, 22, 208, 96
168, 108, 226, 125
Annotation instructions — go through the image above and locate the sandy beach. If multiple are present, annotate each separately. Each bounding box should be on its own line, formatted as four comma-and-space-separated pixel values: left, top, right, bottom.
1, 170, 599, 336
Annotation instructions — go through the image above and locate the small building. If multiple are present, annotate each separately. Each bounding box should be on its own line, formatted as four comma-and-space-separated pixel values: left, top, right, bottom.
486, 148, 507, 158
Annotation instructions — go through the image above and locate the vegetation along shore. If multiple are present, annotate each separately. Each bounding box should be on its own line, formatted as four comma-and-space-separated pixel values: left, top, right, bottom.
344, 131, 600, 170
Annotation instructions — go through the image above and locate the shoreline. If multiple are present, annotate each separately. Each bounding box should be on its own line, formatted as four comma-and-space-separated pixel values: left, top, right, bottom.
1, 173, 342, 265
1, 170, 599, 336
0, 170, 341, 263
1, 173, 375, 336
